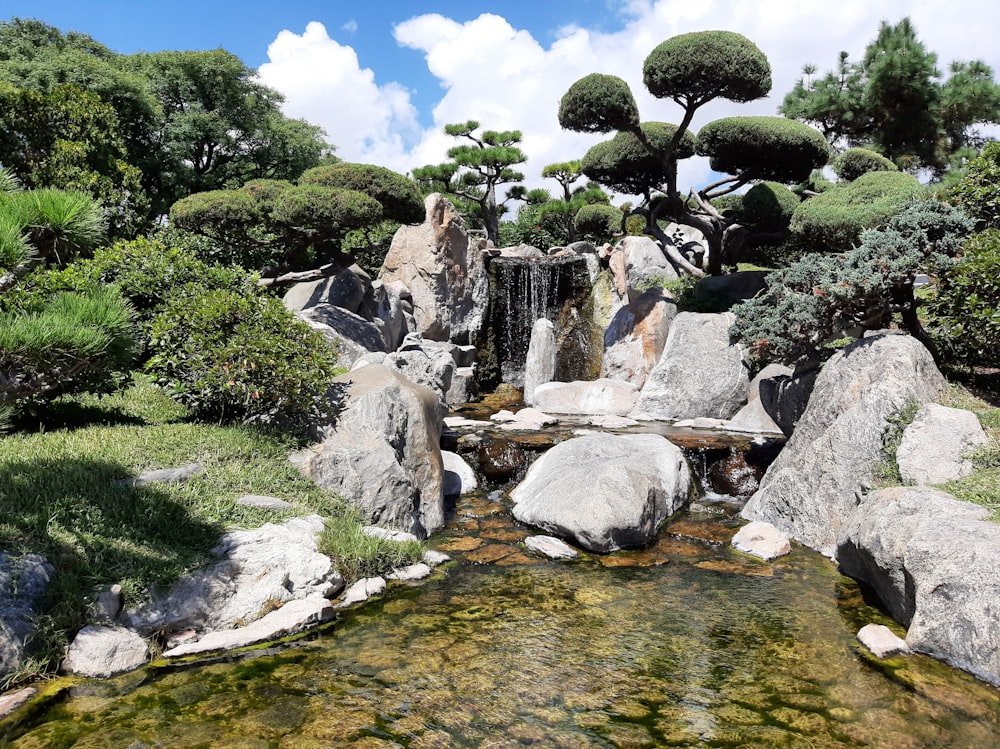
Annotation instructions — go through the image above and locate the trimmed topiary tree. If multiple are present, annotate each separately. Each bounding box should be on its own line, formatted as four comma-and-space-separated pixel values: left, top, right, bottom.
559, 30, 830, 275
832, 147, 898, 182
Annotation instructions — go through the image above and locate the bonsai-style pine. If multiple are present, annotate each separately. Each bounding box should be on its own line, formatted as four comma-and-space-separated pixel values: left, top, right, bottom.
558, 30, 830, 275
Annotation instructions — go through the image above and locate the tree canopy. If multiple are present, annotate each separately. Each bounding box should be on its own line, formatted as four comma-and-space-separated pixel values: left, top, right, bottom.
559, 30, 830, 275
781, 17, 1000, 175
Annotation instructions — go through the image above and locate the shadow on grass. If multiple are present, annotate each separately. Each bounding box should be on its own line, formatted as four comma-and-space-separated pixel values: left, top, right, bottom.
0, 456, 223, 634
10, 401, 151, 433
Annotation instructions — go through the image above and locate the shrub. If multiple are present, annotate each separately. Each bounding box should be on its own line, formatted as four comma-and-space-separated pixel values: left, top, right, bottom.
169, 189, 258, 240
2, 187, 106, 266
926, 228, 1000, 367
558, 73, 640, 133
833, 147, 897, 182
299, 163, 425, 225
740, 181, 800, 232
574, 203, 622, 243
696, 116, 830, 183
789, 170, 925, 252
146, 287, 339, 436
950, 141, 1000, 230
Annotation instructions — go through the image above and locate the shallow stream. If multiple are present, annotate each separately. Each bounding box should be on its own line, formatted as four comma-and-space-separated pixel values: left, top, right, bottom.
8, 489, 1000, 748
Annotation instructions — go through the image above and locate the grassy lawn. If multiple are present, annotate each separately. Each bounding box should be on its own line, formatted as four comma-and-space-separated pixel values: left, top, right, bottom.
0, 377, 422, 685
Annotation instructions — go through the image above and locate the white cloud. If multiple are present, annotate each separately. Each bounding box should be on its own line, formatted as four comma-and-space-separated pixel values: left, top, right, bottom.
261, 3, 1000, 201
342, 20, 358, 34
258, 21, 420, 172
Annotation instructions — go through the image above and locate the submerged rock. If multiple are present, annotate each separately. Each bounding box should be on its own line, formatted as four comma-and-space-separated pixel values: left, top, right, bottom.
857, 624, 910, 659
731, 521, 791, 561
511, 433, 691, 553
525, 536, 580, 560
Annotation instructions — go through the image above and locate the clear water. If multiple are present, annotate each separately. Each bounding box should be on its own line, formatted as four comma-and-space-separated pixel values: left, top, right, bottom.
8, 495, 1000, 748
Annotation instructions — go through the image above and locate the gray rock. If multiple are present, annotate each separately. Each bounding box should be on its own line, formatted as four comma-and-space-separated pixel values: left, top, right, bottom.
442, 450, 478, 497
378, 194, 487, 345
236, 494, 293, 511
693, 270, 768, 308
306, 365, 446, 537
491, 407, 558, 431
620, 235, 678, 294
0, 553, 53, 678
601, 287, 677, 389
283, 265, 374, 316
532, 379, 639, 416
122, 515, 343, 635
630, 312, 750, 422
446, 366, 477, 406
299, 304, 387, 368
0, 687, 35, 718
162, 596, 335, 658
857, 623, 910, 659
748, 363, 794, 402
423, 550, 451, 567
731, 521, 791, 561
384, 345, 455, 404
837, 486, 1000, 685
757, 363, 819, 437
511, 433, 691, 553
523, 318, 556, 405
896, 403, 988, 484
337, 577, 387, 608
741, 333, 945, 557
525, 535, 580, 560
62, 626, 148, 678
387, 563, 432, 581
373, 279, 412, 351
119, 462, 203, 487
89, 584, 123, 623
363, 526, 421, 544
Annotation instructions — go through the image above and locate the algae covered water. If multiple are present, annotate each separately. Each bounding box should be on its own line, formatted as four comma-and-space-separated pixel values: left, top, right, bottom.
8, 496, 1000, 748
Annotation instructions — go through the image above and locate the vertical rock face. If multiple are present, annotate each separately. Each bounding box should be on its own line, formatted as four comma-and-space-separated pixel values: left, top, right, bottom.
523, 318, 556, 405
378, 193, 487, 346
601, 287, 678, 389
629, 312, 749, 421
305, 365, 446, 538
741, 333, 945, 557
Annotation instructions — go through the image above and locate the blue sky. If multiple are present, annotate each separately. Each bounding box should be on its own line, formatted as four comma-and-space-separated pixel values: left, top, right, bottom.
5, 1, 1000, 195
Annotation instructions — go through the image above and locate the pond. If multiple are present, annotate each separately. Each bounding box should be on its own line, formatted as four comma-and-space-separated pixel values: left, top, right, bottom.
7, 491, 1000, 748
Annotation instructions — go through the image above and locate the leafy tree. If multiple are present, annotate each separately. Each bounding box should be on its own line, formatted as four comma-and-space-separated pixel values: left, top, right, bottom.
949, 141, 1000, 230
537, 161, 612, 244
413, 121, 527, 244
169, 163, 424, 284
0, 81, 147, 237
831, 147, 898, 182
731, 200, 973, 366
559, 31, 830, 276
781, 17, 1000, 174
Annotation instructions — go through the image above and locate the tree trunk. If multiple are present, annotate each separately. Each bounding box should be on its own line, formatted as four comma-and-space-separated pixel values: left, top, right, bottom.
892, 282, 941, 366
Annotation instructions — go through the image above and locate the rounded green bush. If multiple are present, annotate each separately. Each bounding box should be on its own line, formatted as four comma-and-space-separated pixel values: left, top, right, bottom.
740, 181, 800, 232
643, 31, 771, 104
271, 184, 382, 235
169, 190, 259, 238
581, 122, 696, 195
574, 203, 622, 241
558, 73, 639, 134
299, 163, 424, 224
927, 228, 1000, 367
832, 148, 897, 182
146, 288, 340, 436
241, 179, 293, 212
696, 116, 830, 183
790, 171, 925, 252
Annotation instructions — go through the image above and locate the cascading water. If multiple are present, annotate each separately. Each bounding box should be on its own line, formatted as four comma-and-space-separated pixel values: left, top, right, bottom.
479, 254, 595, 390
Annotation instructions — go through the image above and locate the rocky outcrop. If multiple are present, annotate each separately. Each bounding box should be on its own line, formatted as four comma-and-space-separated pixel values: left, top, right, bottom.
531, 379, 639, 416
619, 235, 678, 295
630, 312, 750, 422
0, 553, 53, 678
299, 304, 388, 368
896, 403, 987, 484
601, 287, 677, 389
304, 365, 446, 537
741, 333, 945, 557
283, 265, 375, 317
378, 193, 487, 345
511, 433, 691, 553
837, 486, 1000, 686
523, 318, 556, 405
727, 364, 794, 434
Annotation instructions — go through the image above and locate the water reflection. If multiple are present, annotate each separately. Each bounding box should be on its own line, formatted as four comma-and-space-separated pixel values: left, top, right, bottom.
8, 498, 1000, 748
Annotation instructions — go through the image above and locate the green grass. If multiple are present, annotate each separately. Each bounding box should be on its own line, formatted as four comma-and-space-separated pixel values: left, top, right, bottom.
0, 376, 423, 686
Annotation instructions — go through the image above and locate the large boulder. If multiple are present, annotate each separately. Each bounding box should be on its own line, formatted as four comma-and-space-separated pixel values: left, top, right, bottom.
0, 553, 53, 679
510, 433, 691, 553
523, 318, 556, 406
741, 333, 945, 557
837, 486, 1000, 686
532, 379, 639, 416
601, 287, 677, 389
298, 304, 387, 368
896, 403, 988, 484
283, 264, 375, 317
630, 312, 750, 421
620, 235, 678, 296
378, 193, 487, 345
304, 365, 446, 537
383, 345, 455, 406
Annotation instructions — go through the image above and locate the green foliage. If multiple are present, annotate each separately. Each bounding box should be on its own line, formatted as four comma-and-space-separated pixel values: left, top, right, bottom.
146, 288, 339, 436
1, 285, 137, 410
781, 17, 1000, 175
949, 141, 1000, 230
874, 398, 922, 486
573, 203, 622, 243
168, 189, 259, 240
318, 510, 426, 584
271, 184, 382, 238
642, 30, 771, 105
498, 204, 564, 249
926, 228, 1000, 367
739, 181, 801, 232
732, 199, 973, 364
581, 122, 697, 195
558, 73, 639, 133
299, 163, 425, 225
696, 116, 830, 183
789, 170, 925, 252
833, 147, 898, 182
